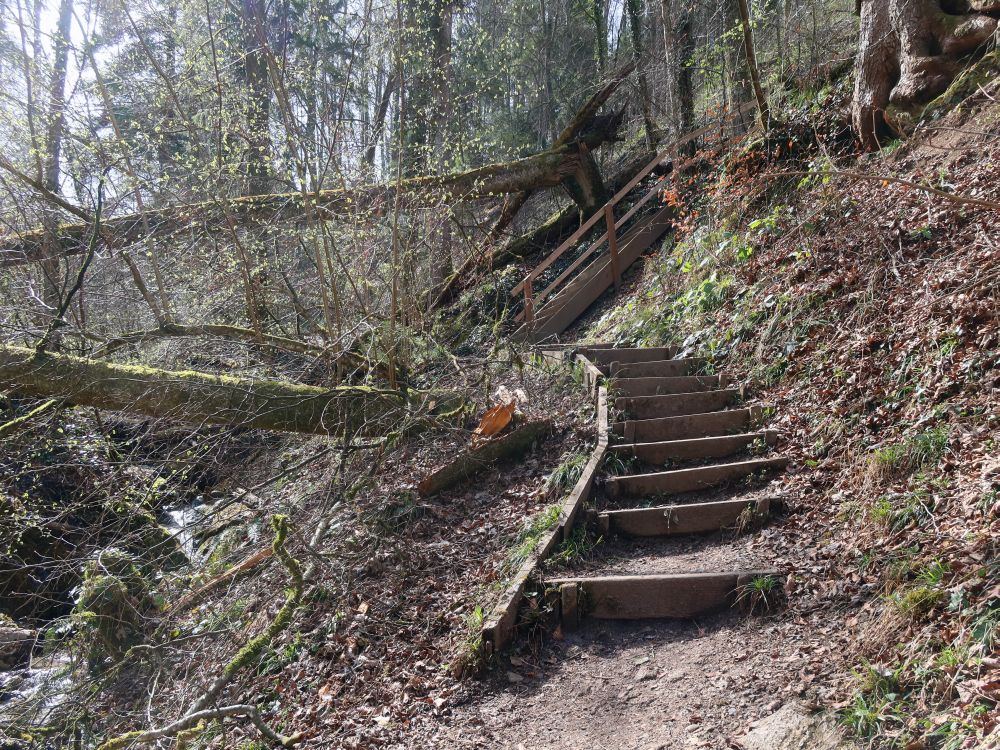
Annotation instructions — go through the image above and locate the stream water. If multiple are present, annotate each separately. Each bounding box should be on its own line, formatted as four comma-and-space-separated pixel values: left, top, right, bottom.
161, 495, 213, 560
0, 654, 74, 731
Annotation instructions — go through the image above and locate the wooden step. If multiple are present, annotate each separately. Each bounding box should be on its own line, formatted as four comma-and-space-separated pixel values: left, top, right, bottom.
583, 346, 677, 365
612, 407, 760, 443
616, 390, 739, 419
611, 374, 729, 398
598, 497, 771, 537
609, 357, 707, 379
550, 570, 780, 621
606, 456, 789, 498
610, 430, 778, 464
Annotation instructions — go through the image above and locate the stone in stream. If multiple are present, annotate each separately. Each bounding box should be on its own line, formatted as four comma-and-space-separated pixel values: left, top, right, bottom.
0, 615, 35, 670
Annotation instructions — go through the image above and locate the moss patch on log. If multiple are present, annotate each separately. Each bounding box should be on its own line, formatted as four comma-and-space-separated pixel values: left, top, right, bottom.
0, 345, 460, 437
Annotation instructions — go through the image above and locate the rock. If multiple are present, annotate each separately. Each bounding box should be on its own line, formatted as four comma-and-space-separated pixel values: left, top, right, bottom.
737, 702, 855, 750
635, 666, 656, 682
0, 617, 35, 670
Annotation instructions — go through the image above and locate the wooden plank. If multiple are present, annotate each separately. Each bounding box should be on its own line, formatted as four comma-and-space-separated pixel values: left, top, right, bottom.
561, 582, 579, 630
601, 497, 771, 537
560, 386, 609, 537
610, 430, 778, 464
616, 389, 739, 419
417, 420, 552, 496
610, 358, 705, 379
580, 346, 677, 374
612, 408, 753, 443
546, 569, 778, 619
587, 346, 676, 365
481, 385, 608, 655
606, 456, 789, 497
611, 374, 724, 397
575, 353, 605, 399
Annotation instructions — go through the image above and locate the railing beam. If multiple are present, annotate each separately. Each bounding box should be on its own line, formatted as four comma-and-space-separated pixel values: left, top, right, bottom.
605, 204, 621, 291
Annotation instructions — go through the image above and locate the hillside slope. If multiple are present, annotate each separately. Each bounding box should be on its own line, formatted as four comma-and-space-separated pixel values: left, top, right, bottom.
562, 82, 999, 748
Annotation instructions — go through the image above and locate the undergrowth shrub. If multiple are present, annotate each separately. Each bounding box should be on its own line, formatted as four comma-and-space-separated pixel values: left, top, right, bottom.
866, 427, 949, 484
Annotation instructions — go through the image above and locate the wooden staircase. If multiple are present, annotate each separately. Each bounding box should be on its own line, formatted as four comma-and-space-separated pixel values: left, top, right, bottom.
511, 102, 756, 345
551, 345, 788, 625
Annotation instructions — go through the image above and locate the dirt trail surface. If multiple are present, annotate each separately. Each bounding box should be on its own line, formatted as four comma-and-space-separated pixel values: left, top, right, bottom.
435, 611, 824, 749
422, 348, 850, 749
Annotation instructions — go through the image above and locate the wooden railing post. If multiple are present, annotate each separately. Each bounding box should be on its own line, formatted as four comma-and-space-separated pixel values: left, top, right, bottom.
523, 277, 534, 324
604, 204, 621, 291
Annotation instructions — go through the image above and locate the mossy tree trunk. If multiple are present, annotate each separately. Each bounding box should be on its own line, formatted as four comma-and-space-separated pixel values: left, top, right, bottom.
1, 143, 616, 268
0, 345, 457, 437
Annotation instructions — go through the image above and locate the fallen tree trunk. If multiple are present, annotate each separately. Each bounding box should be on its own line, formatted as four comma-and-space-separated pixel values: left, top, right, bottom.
431, 65, 636, 309
0, 345, 459, 437
1, 137, 620, 268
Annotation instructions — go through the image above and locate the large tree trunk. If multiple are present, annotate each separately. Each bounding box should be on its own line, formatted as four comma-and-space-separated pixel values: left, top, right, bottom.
38, 0, 74, 343
241, 0, 273, 196
428, 0, 456, 303
853, 0, 998, 150
0, 345, 458, 437
0, 139, 620, 268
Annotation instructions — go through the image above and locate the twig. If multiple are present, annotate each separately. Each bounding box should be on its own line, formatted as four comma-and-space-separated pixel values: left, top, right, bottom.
0, 398, 61, 438
0, 152, 93, 223
96, 704, 302, 750
98, 517, 304, 750
164, 546, 274, 617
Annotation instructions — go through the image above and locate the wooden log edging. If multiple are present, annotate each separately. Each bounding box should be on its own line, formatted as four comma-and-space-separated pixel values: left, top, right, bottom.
480, 352, 607, 657
417, 419, 552, 497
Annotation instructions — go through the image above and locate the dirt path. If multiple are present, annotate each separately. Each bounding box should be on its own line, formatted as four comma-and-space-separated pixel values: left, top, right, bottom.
418, 346, 839, 749
435, 605, 813, 749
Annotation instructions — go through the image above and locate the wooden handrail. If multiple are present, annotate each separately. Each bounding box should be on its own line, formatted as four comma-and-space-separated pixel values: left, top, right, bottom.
511, 101, 756, 302
517, 178, 664, 320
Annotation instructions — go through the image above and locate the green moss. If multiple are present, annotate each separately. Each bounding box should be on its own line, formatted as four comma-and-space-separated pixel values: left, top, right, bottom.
891, 49, 1000, 129
73, 550, 156, 667
222, 516, 303, 679
891, 585, 946, 619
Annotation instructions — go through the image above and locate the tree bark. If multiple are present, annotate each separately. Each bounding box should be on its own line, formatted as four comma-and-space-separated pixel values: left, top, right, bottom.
38, 0, 74, 340
364, 76, 397, 167
0, 345, 458, 437
735, 0, 771, 128
428, 0, 456, 302
853, 0, 998, 150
